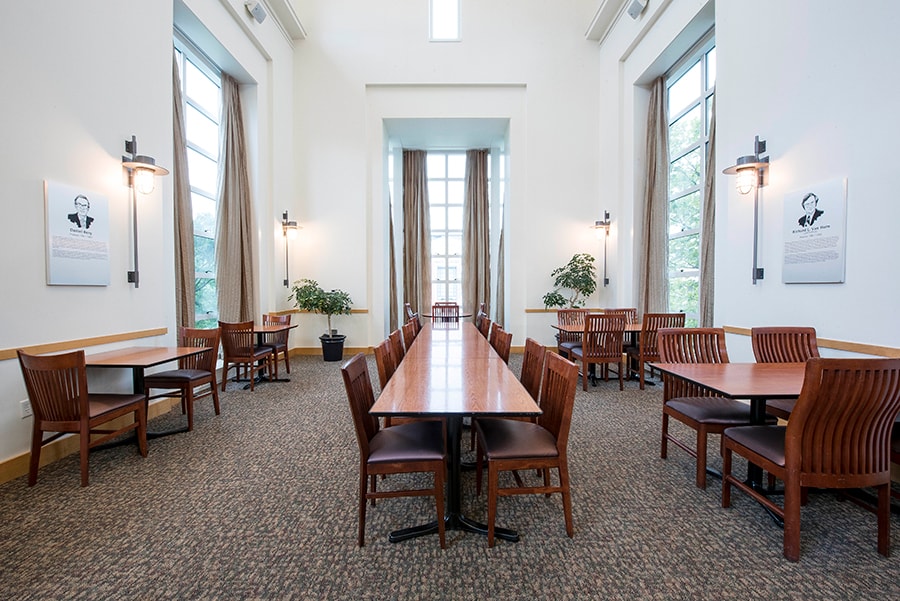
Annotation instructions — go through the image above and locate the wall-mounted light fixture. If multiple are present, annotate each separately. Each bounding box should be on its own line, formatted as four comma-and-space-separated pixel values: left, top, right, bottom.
282, 210, 300, 287
723, 135, 769, 284
592, 210, 611, 287
122, 135, 168, 287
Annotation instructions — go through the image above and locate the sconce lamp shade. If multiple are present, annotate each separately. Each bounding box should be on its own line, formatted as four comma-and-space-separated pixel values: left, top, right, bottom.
723, 155, 769, 195
122, 136, 169, 195
282, 210, 300, 239
592, 210, 611, 240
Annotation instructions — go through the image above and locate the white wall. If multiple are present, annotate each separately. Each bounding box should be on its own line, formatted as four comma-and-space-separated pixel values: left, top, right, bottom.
0, 0, 294, 463
292, 0, 603, 349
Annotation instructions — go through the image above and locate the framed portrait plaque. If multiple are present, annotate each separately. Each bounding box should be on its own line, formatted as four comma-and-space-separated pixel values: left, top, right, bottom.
782, 178, 847, 284
44, 180, 111, 286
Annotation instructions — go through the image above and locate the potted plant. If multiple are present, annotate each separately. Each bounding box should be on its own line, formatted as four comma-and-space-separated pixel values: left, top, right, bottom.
542, 253, 597, 308
290, 278, 353, 362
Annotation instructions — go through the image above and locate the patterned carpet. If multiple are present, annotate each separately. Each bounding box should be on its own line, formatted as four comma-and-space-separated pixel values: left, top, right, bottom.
0, 353, 898, 600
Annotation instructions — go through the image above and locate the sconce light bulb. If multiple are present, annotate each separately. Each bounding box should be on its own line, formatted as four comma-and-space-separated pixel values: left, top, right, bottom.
134, 168, 156, 194
736, 169, 756, 195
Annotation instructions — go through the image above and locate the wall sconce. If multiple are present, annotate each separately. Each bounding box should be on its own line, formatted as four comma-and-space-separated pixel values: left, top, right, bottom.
122, 135, 168, 287
723, 135, 769, 284
592, 210, 611, 287
282, 210, 300, 287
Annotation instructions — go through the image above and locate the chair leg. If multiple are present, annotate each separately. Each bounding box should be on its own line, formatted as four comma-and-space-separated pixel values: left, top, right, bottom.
695, 428, 708, 489
358, 470, 367, 546
28, 425, 42, 486
559, 463, 574, 538
283, 350, 291, 374
487, 462, 499, 547
660, 412, 669, 459
136, 405, 148, 457
221, 363, 230, 391
80, 426, 91, 487
185, 388, 195, 432
783, 478, 802, 561
434, 465, 446, 549
211, 382, 221, 416
877, 482, 891, 557
722, 446, 732, 508
581, 361, 588, 392
639, 360, 646, 390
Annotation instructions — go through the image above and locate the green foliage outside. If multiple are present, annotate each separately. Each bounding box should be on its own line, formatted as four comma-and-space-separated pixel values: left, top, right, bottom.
542, 253, 597, 309
290, 278, 353, 337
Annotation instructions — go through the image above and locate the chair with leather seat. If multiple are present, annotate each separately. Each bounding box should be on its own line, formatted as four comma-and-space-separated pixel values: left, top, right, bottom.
626, 312, 686, 389
604, 307, 638, 324
144, 327, 221, 432
474, 302, 488, 330
555, 308, 588, 361
389, 328, 405, 363
489, 326, 512, 364
478, 317, 493, 339
658, 327, 774, 489
341, 353, 447, 548
17, 349, 148, 487
751, 326, 820, 420
519, 337, 546, 403
431, 302, 460, 323
261, 313, 292, 379
570, 314, 626, 391
218, 320, 273, 392
474, 351, 578, 546
401, 320, 417, 352
722, 357, 900, 561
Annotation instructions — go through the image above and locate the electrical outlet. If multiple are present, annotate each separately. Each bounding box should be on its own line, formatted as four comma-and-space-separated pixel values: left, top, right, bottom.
20, 399, 33, 419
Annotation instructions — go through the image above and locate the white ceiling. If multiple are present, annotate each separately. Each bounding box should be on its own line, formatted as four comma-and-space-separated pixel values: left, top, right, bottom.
384, 118, 509, 150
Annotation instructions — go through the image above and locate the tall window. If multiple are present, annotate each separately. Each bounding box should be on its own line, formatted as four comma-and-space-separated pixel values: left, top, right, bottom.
175, 38, 222, 328
430, 0, 460, 41
428, 152, 465, 303
666, 40, 715, 327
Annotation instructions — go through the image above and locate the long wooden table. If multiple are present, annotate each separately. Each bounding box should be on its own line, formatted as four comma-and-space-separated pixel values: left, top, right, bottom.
370, 322, 540, 542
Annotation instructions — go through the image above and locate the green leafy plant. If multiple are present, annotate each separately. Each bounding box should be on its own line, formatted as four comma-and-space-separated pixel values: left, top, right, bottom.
542, 253, 597, 308
289, 278, 353, 337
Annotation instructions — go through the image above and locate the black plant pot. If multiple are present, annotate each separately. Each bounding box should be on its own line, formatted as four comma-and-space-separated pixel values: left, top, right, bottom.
320, 334, 346, 362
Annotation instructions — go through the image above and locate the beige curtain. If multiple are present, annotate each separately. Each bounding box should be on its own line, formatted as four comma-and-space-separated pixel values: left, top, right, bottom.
173, 53, 195, 328
215, 74, 256, 322
402, 150, 431, 316
637, 77, 669, 316
388, 194, 398, 331
699, 95, 716, 327
496, 226, 505, 327
462, 149, 490, 320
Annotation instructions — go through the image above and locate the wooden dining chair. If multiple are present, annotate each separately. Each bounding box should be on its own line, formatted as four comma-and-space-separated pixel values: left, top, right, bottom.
658, 327, 773, 489
489, 326, 512, 364
218, 320, 273, 392
474, 351, 578, 546
404, 303, 422, 335
401, 320, 417, 352
373, 337, 400, 428
570, 314, 626, 391
144, 327, 220, 432
17, 349, 148, 487
626, 312, 686, 389
722, 357, 900, 561
478, 317, 493, 339
261, 313, 292, 379
604, 307, 638, 324
341, 353, 447, 548
555, 308, 589, 361
389, 328, 405, 363
751, 326, 820, 420
520, 337, 547, 403
432, 302, 460, 323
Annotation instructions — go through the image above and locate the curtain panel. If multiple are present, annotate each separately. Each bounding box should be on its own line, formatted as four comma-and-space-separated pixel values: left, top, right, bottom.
699, 96, 716, 327
215, 73, 257, 323
462, 149, 490, 319
172, 53, 195, 328
402, 150, 432, 316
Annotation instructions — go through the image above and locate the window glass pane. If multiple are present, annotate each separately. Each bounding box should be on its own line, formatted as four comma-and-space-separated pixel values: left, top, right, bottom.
428, 180, 445, 204
192, 193, 216, 238
668, 234, 700, 272
431, 0, 459, 40
669, 191, 701, 235
668, 147, 701, 198
447, 206, 463, 229
446, 282, 461, 303
446, 257, 461, 281
447, 181, 464, 205
431, 233, 447, 255
430, 206, 446, 230
669, 106, 701, 157
427, 153, 445, 178
187, 148, 218, 197
447, 154, 466, 178
185, 59, 220, 117
668, 276, 699, 324
447, 233, 462, 256
185, 104, 219, 159
706, 47, 717, 87
668, 62, 700, 120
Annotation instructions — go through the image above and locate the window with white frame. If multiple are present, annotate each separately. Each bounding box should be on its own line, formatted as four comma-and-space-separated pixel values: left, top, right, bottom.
666, 39, 715, 327
430, 0, 460, 41
427, 152, 465, 303
175, 37, 222, 328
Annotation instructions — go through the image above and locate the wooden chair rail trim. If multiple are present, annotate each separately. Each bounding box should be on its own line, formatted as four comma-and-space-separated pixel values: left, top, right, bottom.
723, 325, 900, 358
0, 328, 168, 362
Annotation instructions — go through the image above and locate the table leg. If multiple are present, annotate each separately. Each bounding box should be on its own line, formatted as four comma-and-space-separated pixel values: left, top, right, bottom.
388, 415, 519, 543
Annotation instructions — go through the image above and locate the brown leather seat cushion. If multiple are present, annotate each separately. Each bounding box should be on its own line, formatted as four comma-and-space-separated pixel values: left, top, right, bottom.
476, 418, 558, 460
666, 397, 776, 425
558, 341, 581, 354
368, 421, 445, 464
145, 369, 211, 384
724, 425, 787, 467
766, 398, 796, 417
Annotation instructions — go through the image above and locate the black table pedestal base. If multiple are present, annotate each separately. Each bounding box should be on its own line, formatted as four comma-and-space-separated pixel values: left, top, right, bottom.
388, 513, 519, 543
